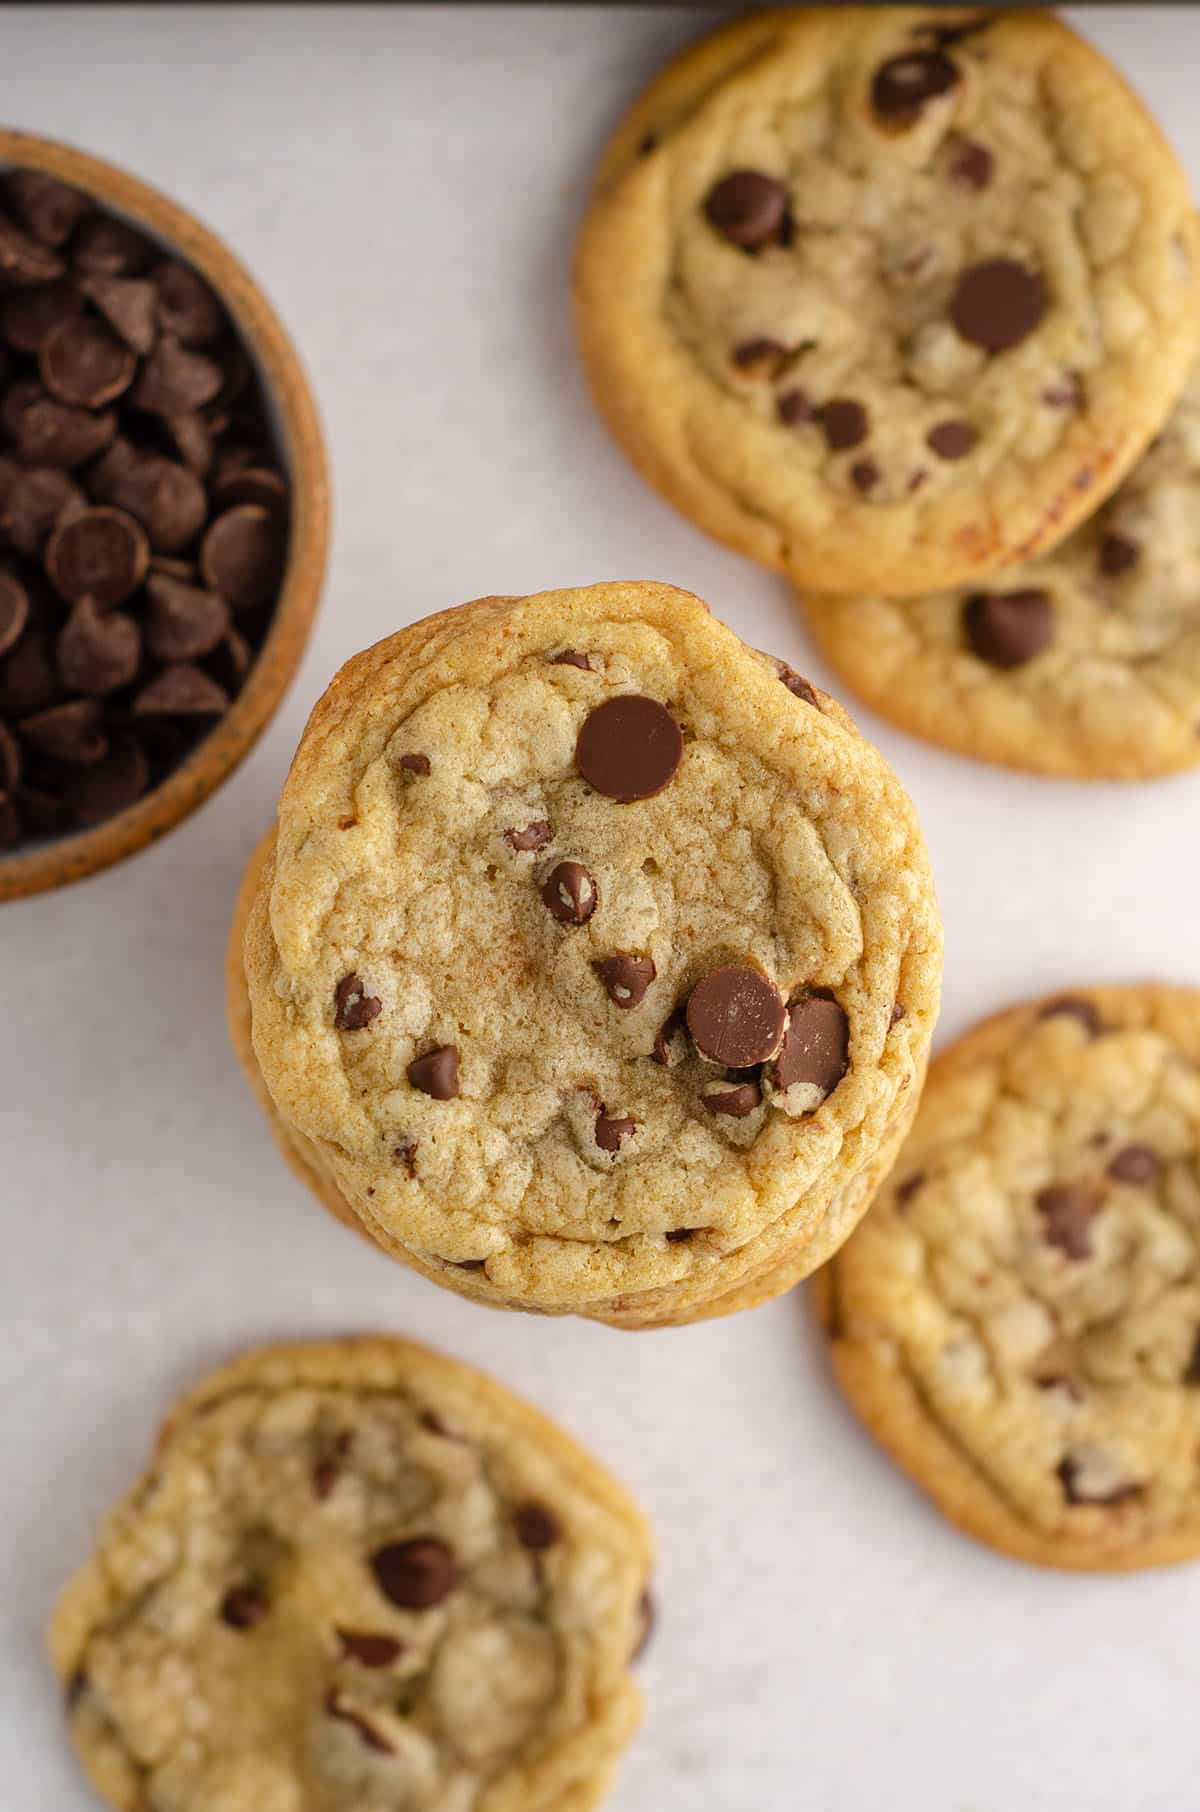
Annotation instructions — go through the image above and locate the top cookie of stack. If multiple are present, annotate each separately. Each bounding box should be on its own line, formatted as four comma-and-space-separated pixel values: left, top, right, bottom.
574, 8, 1200, 598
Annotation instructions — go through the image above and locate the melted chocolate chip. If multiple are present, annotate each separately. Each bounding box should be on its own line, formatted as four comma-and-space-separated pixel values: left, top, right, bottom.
687, 966, 787, 1068
220, 1583, 267, 1629
541, 859, 597, 925
850, 459, 881, 495
952, 260, 1046, 352
1037, 1183, 1101, 1261
596, 1108, 636, 1153
514, 1502, 562, 1550
399, 751, 431, 776
1039, 996, 1102, 1036
927, 419, 977, 460
950, 140, 994, 190
773, 661, 820, 705
703, 170, 790, 250
651, 1008, 687, 1067
407, 1045, 460, 1100
1057, 1455, 1141, 1508
549, 648, 592, 671
777, 387, 813, 426
819, 398, 869, 451
871, 49, 959, 120
1107, 1145, 1161, 1185
325, 1689, 394, 1754
701, 1078, 763, 1117
665, 1229, 694, 1243
732, 336, 788, 375
774, 995, 849, 1099
370, 1538, 458, 1610
962, 588, 1053, 669
1098, 533, 1138, 577
594, 953, 656, 1009
334, 973, 382, 1032
337, 1629, 403, 1667
505, 819, 552, 852
895, 1172, 925, 1210
576, 695, 683, 802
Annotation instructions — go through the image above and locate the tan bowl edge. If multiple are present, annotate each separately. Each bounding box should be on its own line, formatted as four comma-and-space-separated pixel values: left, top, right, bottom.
0, 129, 330, 903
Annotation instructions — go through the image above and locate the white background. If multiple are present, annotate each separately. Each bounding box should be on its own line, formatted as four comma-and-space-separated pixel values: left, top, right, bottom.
2, 8, 1198, 1808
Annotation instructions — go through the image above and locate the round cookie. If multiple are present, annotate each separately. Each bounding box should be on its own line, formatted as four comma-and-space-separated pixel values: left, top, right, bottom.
802, 353, 1200, 778
574, 9, 1200, 597
818, 987, 1200, 1570
51, 1337, 653, 1812
237, 582, 942, 1327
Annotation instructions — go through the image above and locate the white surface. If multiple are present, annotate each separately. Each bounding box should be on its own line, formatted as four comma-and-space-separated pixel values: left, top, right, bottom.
3, 7, 1199, 1808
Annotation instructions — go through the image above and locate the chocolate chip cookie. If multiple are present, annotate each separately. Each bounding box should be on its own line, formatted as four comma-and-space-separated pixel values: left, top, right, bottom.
574, 9, 1200, 596
51, 1338, 652, 1812
802, 351, 1200, 777
234, 583, 942, 1328
818, 987, 1200, 1570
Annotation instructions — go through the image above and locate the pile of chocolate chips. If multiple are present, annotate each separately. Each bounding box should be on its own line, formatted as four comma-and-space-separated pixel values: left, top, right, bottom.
0, 167, 290, 849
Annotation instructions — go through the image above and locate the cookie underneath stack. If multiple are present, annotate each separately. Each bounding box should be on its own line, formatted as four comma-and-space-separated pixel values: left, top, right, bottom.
230, 581, 942, 1327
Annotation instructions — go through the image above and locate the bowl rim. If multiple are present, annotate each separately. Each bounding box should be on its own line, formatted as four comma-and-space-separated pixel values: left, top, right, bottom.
0, 128, 330, 903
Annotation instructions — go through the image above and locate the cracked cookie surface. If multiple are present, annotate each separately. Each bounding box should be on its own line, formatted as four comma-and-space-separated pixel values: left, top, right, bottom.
802, 353, 1200, 778
819, 987, 1200, 1569
51, 1339, 652, 1812
238, 583, 941, 1324
575, 8, 1200, 596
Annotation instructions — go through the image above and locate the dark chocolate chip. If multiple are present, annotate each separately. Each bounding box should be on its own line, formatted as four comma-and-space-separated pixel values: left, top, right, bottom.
505, 819, 552, 852
6, 172, 89, 248
701, 1078, 763, 1117
399, 751, 431, 776
594, 953, 656, 1009
333, 973, 382, 1032
703, 171, 789, 250
201, 504, 285, 610
949, 140, 994, 190
541, 859, 597, 925
325, 1689, 394, 1755
220, 1583, 267, 1629
0, 209, 64, 285
407, 1044, 460, 1100
153, 260, 223, 344
370, 1538, 458, 1610
1, 465, 83, 554
871, 49, 959, 119
79, 273, 159, 355
0, 571, 29, 656
687, 966, 787, 1067
927, 419, 978, 460
514, 1502, 562, 1550
145, 574, 230, 661
337, 1629, 403, 1668
1036, 1183, 1102, 1261
133, 335, 223, 415
576, 695, 682, 801
665, 1229, 694, 1243
963, 588, 1053, 669
849, 458, 881, 495
651, 1007, 687, 1067
63, 734, 148, 825
774, 994, 849, 1098
57, 598, 140, 696
595, 1108, 636, 1152
72, 216, 152, 276
777, 387, 813, 426
133, 664, 229, 717
773, 659, 820, 706
952, 260, 1046, 352
92, 444, 208, 553
163, 411, 214, 475
1039, 996, 1102, 1036
1098, 533, 1138, 577
1107, 1145, 1161, 1185
211, 464, 288, 514
819, 398, 869, 451
2, 280, 81, 354
0, 632, 59, 716
6, 389, 115, 468
731, 337, 787, 375
549, 648, 592, 671
46, 506, 149, 607
1057, 1455, 1141, 1507
19, 699, 107, 764
40, 316, 136, 409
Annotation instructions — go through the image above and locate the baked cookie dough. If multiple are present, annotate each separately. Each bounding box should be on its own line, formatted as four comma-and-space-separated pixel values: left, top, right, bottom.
574, 8, 1200, 596
234, 583, 942, 1327
802, 352, 1200, 778
818, 987, 1200, 1569
51, 1338, 653, 1812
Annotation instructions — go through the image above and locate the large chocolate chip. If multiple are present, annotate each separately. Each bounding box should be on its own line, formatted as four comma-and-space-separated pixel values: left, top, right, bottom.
505, 819, 552, 852
337, 1629, 403, 1668
927, 419, 977, 460
952, 260, 1046, 352
701, 1078, 763, 1117
58, 598, 140, 696
133, 664, 229, 717
154, 261, 223, 344
541, 859, 597, 925
774, 994, 849, 1098
1036, 1183, 1101, 1261
576, 695, 682, 802
132, 336, 223, 415
46, 507, 149, 607
514, 1502, 562, 1550
6, 171, 89, 248
1107, 1145, 1161, 1185
19, 700, 107, 764
1098, 533, 1138, 577
325, 1690, 394, 1755
201, 504, 285, 610
1039, 996, 1102, 1036
962, 588, 1053, 669
594, 953, 656, 1009
819, 399, 869, 451
5, 388, 115, 468
687, 966, 787, 1067
79, 273, 159, 355
40, 317, 136, 408
220, 1583, 267, 1629
0, 571, 29, 656
334, 973, 382, 1032
92, 443, 207, 553
145, 574, 230, 661
0, 210, 64, 285
370, 1538, 458, 1610
595, 1107, 636, 1152
1, 466, 82, 555
871, 49, 959, 119
2, 281, 82, 354
703, 171, 789, 250
407, 1045, 460, 1099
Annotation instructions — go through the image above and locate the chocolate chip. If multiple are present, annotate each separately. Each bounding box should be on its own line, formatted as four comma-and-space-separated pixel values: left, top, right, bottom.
927, 420, 977, 460
0, 571, 29, 656
220, 1583, 267, 1629
1, 466, 82, 555
651, 1007, 687, 1066
703, 171, 789, 250
334, 973, 382, 1031
1043, 374, 1083, 410
595, 1108, 636, 1152
850, 459, 881, 495
39, 317, 135, 409
72, 216, 152, 276
407, 1044, 460, 1099
1039, 996, 1102, 1036
1107, 1145, 1160, 1185
731, 337, 787, 375
63, 734, 148, 825
506, 819, 552, 852
15, 782, 70, 838
6, 172, 89, 248
576, 695, 682, 801
399, 752, 431, 776
0, 210, 64, 285
871, 49, 959, 119
79, 273, 159, 355
963, 589, 1053, 669
687, 966, 787, 1067
1037, 1183, 1101, 1261
132, 335, 223, 415
337, 1629, 403, 1668
325, 1689, 394, 1755
6, 388, 115, 468
594, 953, 656, 1009
952, 260, 1046, 352
773, 660, 820, 706
58, 598, 140, 696
895, 1172, 925, 1209
0, 632, 59, 716
164, 411, 214, 475
211, 464, 288, 514
201, 504, 285, 610
514, 1502, 562, 1550
549, 648, 592, 670
819, 399, 869, 451
145, 575, 229, 661
2, 281, 81, 354
46, 507, 149, 607
701, 1078, 763, 1117
0, 720, 20, 791
1057, 1455, 1141, 1508
665, 1229, 694, 1243
370, 1538, 458, 1610
633, 1588, 656, 1662
1099, 533, 1138, 577
133, 664, 229, 717
541, 859, 597, 925
154, 261, 223, 344
777, 387, 813, 426
949, 140, 994, 190
92, 444, 207, 553
19, 700, 107, 764
774, 995, 849, 1098
313, 1458, 342, 1500
891, 1002, 906, 1024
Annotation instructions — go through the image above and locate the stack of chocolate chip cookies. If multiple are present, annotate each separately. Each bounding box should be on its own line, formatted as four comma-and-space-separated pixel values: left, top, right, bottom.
575, 6, 1200, 778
